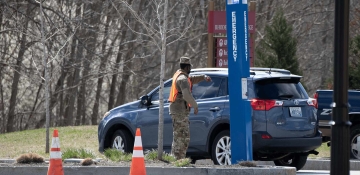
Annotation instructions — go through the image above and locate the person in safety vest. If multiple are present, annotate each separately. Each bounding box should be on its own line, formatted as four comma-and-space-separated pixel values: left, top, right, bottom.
168, 57, 211, 160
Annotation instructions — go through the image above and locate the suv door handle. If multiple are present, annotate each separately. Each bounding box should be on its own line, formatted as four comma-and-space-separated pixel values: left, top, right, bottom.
209, 107, 221, 112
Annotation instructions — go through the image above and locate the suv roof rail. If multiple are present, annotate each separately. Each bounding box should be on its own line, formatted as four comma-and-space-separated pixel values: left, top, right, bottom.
250, 67, 291, 75
190, 67, 291, 75
191, 68, 228, 72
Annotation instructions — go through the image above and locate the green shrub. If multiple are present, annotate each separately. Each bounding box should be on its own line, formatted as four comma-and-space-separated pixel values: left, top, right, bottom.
162, 153, 176, 162
144, 149, 176, 162
62, 148, 95, 160
144, 149, 158, 161
104, 149, 132, 162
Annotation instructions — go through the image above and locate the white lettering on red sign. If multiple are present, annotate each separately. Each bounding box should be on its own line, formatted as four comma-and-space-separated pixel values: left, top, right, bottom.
248, 25, 254, 31
218, 58, 228, 67
215, 25, 226, 31
217, 38, 228, 47
219, 39, 224, 47
232, 11, 237, 62
218, 48, 228, 57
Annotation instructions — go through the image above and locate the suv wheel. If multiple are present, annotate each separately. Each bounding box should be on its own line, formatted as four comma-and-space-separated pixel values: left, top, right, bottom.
350, 125, 360, 159
111, 130, 133, 153
211, 130, 231, 165
273, 154, 307, 171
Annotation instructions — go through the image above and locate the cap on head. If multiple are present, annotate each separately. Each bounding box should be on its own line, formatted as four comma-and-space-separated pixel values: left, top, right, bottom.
179, 57, 192, 66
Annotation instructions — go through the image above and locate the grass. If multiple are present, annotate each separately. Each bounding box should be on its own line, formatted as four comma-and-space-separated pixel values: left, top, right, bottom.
62, 148, 96, 160
104, 149, 132, 162
144, 149, 176, 162
310, 142, 331, 158
0, 125, 331, 160
0, 126, 103, 159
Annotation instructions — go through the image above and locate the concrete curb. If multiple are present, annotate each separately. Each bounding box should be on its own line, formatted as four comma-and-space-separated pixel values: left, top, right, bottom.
2, 158, 360, 174
0, 166, 296, 175
257, 159, 360, 170
196, 158, 360, 171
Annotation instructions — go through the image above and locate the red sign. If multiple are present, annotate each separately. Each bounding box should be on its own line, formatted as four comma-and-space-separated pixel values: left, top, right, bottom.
216, 48, 228, 58
216, 58, 228, 68
216, 38, 227, 48
248, 11, 256, 34
208, 11, 256, 34
208, 11, 227, 33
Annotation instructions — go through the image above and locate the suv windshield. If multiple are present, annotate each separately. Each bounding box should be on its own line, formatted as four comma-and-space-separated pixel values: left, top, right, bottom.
254, 78, 307, 99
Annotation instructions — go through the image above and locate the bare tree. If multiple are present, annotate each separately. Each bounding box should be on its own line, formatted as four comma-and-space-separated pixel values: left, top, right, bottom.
117, 0, 195, 158
7, 2, 33, 133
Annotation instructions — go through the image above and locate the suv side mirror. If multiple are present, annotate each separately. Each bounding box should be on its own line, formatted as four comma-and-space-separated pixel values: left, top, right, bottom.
140, 95, 149, 106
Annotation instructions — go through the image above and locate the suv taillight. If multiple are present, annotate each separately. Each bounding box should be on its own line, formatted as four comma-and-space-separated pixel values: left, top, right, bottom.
312, 93, 318, 109
250, 99, 283, 111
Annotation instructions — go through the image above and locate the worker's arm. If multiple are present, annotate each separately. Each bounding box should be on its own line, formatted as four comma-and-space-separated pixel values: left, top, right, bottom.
190, 74, 212, 84
178, 75, 198, 109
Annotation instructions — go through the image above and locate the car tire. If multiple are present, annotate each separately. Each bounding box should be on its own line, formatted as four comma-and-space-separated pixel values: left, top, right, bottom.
273, 154, 307, 171
350, 125, 360, 159
111, 129, 134, 153
211, 130, 231, 165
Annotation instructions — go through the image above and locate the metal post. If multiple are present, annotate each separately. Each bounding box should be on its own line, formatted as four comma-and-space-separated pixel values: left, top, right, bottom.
226, 0, 252, 163
331, 0, 350, 174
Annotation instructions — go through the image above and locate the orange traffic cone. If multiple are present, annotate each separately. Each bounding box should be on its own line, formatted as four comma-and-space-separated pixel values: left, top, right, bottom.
47, 129, 64, 175
129, 128, 146, 175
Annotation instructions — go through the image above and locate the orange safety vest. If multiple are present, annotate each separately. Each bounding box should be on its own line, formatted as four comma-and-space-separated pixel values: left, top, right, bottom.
168, 70, 193, 104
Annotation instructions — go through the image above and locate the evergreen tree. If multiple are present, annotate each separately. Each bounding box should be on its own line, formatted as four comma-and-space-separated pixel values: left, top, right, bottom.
349, 35, 360, 90
255, 9, 301, 75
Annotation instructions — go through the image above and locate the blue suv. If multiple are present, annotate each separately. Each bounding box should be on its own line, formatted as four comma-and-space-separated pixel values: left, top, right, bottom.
98, 67, 322, 170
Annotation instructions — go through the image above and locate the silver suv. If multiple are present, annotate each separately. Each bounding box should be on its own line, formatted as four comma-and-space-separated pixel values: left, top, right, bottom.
98, 67, 322, 171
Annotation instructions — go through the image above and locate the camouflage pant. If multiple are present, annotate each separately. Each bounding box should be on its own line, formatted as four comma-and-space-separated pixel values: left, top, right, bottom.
171, 113, 190, 160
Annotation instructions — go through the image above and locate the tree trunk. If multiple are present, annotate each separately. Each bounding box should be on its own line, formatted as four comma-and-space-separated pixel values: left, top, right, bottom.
0, 63, 4, 133
62, 43, 78, 126
74, 2, 85, 126
91, 3, 112, 125
7, 3, 32, 132
35, 73, 68, 128
24, 71, 44, 130
108, 2, 132, 110
88, 1, 103, 125
158, 0, 168, 160
79, 49, 90, 125
115, 0, 144, 107
0, 5, 5, 133
76, 43, 86, 125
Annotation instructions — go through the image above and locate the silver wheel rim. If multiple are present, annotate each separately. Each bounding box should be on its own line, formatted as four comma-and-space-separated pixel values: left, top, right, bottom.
215, 136, 231, 165
112, 136, 125, 152
351, 134, 360, 159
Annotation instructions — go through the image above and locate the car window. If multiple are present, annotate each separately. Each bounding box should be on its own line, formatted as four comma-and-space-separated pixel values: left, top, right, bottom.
218, 78, 228, 96
192, 77, 222, 99
254, 78, 307, 99
151, 81, 172, 102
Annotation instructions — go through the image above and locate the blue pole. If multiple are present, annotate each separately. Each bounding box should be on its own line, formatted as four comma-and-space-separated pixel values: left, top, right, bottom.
225, 0, 252, 163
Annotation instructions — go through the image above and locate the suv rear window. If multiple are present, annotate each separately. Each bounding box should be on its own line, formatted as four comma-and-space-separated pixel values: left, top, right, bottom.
254, 78, 307, 99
